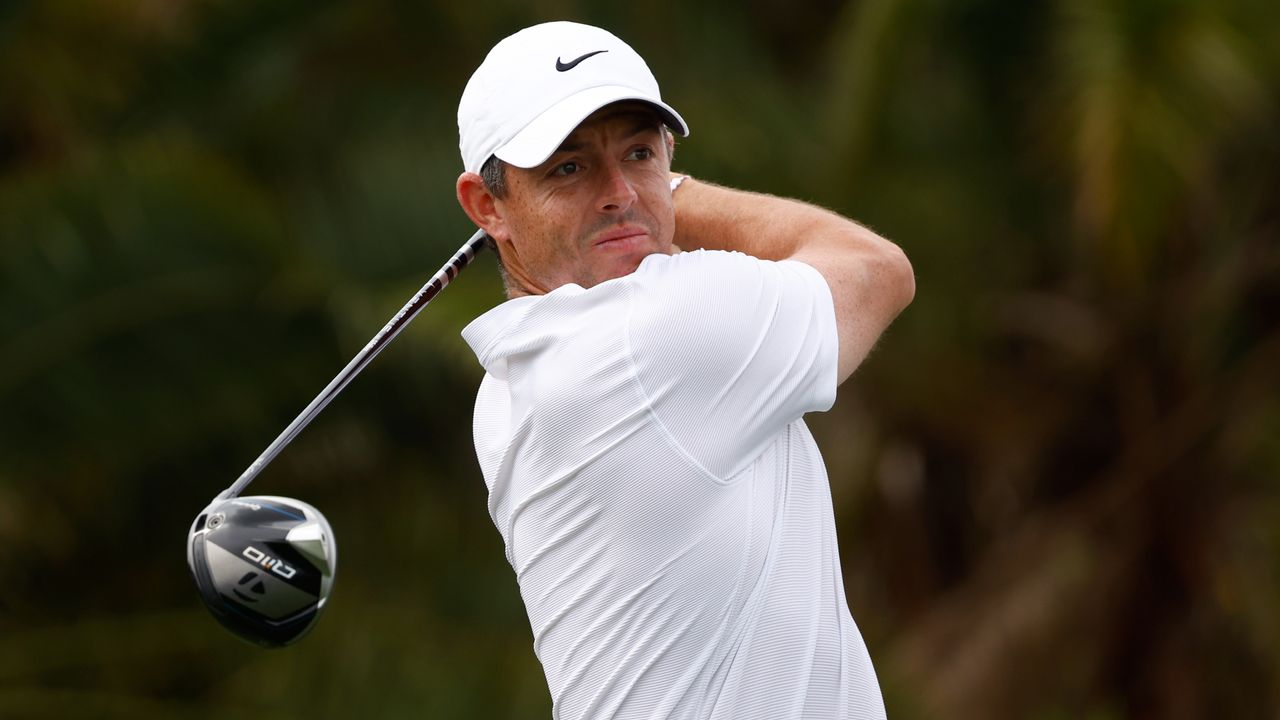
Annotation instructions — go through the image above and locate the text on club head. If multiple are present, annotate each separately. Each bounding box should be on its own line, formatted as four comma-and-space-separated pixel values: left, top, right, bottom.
242, 545, 298, 579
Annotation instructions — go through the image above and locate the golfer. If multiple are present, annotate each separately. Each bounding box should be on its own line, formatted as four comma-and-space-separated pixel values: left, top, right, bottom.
455, 21, 913, 720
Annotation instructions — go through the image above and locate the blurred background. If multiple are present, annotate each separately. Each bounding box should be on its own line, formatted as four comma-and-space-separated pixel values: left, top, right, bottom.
2, 0, 1278, 718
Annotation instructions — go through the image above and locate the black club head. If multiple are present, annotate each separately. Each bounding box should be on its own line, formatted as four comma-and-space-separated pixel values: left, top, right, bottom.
187, 495, 337, 648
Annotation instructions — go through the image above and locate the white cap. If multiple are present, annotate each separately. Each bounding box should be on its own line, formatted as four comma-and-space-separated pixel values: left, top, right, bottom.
458, 21, 689, 174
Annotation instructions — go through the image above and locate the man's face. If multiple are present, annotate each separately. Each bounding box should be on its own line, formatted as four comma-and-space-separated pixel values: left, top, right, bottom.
488, 104, 675, 294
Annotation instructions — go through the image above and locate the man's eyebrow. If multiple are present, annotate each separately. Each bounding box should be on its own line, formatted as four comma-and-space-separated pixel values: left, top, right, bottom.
620, 113, 662, 136
555, 139, 585, 154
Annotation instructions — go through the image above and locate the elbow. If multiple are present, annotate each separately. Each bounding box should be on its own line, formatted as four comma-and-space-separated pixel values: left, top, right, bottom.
890, 243, 915, 312
843, 222, 914, 314
871, 239, 914, 316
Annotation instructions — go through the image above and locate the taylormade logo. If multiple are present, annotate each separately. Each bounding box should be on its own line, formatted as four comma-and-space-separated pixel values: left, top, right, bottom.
243, 545, 298, 579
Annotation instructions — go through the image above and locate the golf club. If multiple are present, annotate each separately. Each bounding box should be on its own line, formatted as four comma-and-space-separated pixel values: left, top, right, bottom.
187, 228, 487, 647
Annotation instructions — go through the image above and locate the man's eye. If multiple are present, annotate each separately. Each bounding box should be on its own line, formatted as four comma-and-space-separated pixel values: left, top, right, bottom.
628, 147, 654, 161
553, 161, 581, 176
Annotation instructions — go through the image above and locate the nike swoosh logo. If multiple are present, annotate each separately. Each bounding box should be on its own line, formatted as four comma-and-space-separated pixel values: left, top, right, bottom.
556, 50, 608, 72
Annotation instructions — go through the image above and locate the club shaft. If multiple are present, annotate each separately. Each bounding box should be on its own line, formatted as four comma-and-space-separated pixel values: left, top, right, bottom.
219, 228, 487, 500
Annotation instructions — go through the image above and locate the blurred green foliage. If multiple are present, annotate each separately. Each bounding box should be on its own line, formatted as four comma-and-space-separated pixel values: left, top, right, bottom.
1, 0, 1277, 718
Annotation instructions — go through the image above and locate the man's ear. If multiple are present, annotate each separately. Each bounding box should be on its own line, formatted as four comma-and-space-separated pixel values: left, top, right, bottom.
665, 129, 676, 166
456, 172, 508, 241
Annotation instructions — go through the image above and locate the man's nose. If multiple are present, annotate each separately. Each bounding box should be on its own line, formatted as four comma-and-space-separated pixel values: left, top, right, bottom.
597, 161, 637, 213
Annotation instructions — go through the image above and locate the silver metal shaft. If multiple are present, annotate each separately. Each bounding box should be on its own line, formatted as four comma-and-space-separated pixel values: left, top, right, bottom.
219, 228, 487, 500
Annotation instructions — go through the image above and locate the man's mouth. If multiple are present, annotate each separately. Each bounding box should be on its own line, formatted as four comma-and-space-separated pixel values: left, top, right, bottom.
592, 226, 650, 249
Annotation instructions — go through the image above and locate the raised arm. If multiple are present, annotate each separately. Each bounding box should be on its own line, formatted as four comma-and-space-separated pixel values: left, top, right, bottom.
671, 177, 915, 385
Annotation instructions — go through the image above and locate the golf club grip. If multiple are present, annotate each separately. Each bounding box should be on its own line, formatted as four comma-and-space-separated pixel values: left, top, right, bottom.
219, 228, 488, 500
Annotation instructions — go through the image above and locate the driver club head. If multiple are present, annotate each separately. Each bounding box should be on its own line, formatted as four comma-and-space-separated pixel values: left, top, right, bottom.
187, 495, 337, 648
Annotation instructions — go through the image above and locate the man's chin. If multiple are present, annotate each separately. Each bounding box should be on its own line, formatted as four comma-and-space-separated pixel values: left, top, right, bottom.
581, 253, 655, 288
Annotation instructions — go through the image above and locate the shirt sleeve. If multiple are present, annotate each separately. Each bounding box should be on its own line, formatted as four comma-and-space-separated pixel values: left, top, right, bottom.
625, 249, 838, 481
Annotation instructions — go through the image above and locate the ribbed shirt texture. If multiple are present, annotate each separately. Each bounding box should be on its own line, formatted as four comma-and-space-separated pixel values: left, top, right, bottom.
461, 249, 886, 719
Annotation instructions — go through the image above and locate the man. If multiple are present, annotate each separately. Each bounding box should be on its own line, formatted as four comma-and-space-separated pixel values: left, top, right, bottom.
454, 21, 913, 720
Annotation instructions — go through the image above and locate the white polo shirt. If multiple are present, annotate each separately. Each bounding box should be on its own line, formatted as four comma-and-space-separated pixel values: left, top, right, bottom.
461, 249, 885, 720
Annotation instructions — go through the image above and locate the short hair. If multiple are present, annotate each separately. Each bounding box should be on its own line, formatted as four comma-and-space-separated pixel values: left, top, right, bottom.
480, 154, 508, 200
478, 155, 508, 281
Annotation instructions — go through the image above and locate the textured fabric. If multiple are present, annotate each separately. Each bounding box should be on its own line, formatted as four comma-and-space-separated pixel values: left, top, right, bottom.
461, 249, 886, 720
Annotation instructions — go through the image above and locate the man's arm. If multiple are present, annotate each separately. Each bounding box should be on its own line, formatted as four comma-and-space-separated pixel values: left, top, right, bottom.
671, 177, 915, 385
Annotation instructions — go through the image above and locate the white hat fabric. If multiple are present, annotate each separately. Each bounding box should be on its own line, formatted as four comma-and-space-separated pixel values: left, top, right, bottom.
458, 21, 689, 174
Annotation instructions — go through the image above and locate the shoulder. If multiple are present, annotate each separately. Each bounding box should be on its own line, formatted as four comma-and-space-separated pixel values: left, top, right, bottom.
622, 250, 840, 478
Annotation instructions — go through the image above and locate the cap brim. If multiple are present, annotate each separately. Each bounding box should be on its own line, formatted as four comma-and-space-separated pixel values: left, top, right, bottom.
494, 84, 689, 170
